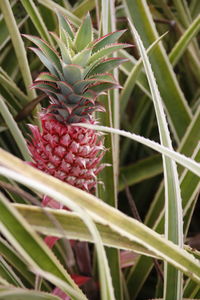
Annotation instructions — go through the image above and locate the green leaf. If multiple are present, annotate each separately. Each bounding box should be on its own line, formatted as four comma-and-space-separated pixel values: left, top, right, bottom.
56, 81, 73, 95
150, 145, 200, 234
38, 0, 81, 28
0, 3, 28, 51
88, 43, 131, 64
77, 124, 200, 177
118, 49, 152, 99
0, 95, 31, 161
0, 69, 29, 106
169, 14, 200, 66
29, 47, 58, 76
0, 1, 36, 101
73, 79, 95, 94
31, 82, 58, 94
65, 34, 75, 56
92, 30, 126, 53
119, 32, 168, 116
73, 75, 117, 94
73, 74, 118, 94
63, 65, 83, 84
145, 106, 200, 229
89, 73, 117, 84
119, 155, 163, 191
126, 256, 152, 299
72, 48, 92, 67
184, 277, 200, 298
86, 57, 127, 77
72, 0, 96, 18
0, 192, 87, 300
0, 287, 61, 300
0, 257, 24, 287
0, 237, 35, 287
123, 0, 192, 141
0, 167, 116, 300
88, 82, 120, 93
128, 27, 184, 299
74, 13, 93, 51
50, 32, 72, 64
35, 72, 58, 82
57, 12, 75, 40
23, 35, 62, 73
14, 204, 157, 258
129, 136, 200, 297
21, 0, 53, 46
0, 150, 200, 286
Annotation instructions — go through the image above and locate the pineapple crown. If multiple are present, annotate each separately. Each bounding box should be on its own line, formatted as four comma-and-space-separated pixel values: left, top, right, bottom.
24, 13, 130, 123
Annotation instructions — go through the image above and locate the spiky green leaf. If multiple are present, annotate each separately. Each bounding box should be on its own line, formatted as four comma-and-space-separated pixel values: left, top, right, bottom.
74, 13, 93, 51
73, 79, 97, 94
0, 287, 60, 300
29, 48, 58, 77
57, 12, 74, 40
56, 81, 73, 95
89, 73, 118, 84
89, 43, 131, 64
67, 93, 83, 104
73, 73, 118, 94
35, 72, 58, 82
31, 82, 58, 94
62, 64, 83, 84
86, 57, 127, 77
72, 48, 92, 67
88, 82, 120, 93
92, 30, 126, 53
23, 35, 62, 73
50, 32, 72, 64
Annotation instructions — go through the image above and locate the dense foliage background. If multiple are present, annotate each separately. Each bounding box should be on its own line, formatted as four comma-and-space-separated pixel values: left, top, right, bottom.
0, 1, 200, 300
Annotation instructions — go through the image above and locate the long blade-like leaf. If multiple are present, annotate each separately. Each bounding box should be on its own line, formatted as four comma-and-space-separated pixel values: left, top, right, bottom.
0, 1, 36, 101
13, 204, 158, 258
0, 192, 87, 300
76, 124, 200, 177
0, 287, 60, 300
128, 21, 183, 300
0, 150, 200, 285
122, 0, 192, 142
0, 95, 31, 161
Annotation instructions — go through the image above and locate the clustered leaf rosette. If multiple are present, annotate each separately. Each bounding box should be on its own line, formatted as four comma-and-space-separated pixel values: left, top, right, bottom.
23, 13, 130, 124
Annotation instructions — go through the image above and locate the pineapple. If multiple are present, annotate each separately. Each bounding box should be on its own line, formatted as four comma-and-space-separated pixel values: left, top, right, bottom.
25, 13, 129, 194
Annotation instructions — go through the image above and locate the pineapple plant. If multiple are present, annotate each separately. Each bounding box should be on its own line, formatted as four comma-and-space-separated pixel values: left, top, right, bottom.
24, 13, 129, 196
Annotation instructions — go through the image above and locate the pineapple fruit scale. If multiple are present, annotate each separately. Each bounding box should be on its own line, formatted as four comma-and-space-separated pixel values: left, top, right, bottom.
25, 13, 129, 194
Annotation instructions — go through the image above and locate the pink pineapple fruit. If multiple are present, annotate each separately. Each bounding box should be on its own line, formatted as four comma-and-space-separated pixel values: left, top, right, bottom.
25, 13, 128, 196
